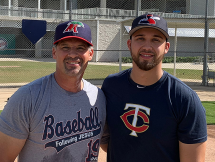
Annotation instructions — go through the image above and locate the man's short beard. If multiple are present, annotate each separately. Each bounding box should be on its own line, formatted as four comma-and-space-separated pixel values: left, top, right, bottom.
131, 49, 164, 71
63, 57, 86, 76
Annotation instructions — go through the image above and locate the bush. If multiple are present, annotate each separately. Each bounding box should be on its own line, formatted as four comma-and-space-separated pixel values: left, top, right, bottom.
163, 57, 174, 63
122, 56, 200, 63
122, 57, 132, 63
163, 56, 199, 63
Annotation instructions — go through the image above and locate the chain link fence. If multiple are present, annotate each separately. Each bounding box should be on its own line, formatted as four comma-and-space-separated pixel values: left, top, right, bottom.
0, 0, 215, 87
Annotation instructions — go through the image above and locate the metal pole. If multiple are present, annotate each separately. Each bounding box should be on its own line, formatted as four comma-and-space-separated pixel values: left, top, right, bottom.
203, 0, 209, 86
38, 0, 41, 10
136, 0, 139, 17
69, 0, 72, 20
119, 24, 122, 72
174, 28, 177, 76
8, 0, 11, 16
96, 20, 99, 62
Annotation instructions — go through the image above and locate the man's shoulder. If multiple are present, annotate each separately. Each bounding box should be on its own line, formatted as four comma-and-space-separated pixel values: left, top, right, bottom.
105, 68, 131, 81
23, 74, 52, 89
15, 74, 53, 99
165, 72, 192, 89
164, 72, 198, 98
101, 69, 131, 92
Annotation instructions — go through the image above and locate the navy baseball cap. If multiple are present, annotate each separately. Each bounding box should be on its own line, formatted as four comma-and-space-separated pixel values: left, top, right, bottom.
54, 20, 93, 46
129, 14, 169, 39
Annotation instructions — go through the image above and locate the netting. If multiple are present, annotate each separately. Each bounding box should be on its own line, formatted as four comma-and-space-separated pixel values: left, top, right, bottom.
0, 0, 214, 86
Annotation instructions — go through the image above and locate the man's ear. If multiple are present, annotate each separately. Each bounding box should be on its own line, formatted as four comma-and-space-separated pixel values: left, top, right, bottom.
127, 39, 131, 51
88, 48, 94, 61
164, 42, 170, 54
52, 47, 56, 59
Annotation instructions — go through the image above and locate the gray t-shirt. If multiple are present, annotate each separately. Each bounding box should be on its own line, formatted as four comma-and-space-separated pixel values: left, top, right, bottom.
0, 73, 106, 162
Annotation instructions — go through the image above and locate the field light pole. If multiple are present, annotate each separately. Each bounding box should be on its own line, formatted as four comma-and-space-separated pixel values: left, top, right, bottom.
203, 0, 209, 86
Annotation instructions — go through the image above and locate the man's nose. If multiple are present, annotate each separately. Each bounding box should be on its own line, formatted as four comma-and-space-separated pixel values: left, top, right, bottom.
67, 49, 79, 57
141, 41, 152, 50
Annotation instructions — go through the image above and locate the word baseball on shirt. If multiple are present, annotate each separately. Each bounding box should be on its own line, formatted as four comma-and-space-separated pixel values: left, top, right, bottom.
42, 107, 101, 152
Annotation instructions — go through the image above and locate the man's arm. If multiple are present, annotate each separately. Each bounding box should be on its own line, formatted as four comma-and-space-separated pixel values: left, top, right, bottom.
0, 131, 26, 162
100, 122, 109, 153
179, 141, 206, 162
100, 143, 108, 152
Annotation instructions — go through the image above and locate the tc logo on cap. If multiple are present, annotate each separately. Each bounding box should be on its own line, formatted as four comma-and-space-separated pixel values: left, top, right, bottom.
139, 14, 160, 25
63, 21, 84, 33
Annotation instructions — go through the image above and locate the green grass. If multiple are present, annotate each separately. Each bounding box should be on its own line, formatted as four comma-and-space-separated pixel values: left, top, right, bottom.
202, 101, 215, 125
0, 61, 56, 83
0, 61, 131, 83
0, 101, 214, 124
0, 61, 204, 83
163, 68, 203, 80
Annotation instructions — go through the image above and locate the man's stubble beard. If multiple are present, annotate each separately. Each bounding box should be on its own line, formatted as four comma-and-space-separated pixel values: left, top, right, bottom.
131, 49, 164, 71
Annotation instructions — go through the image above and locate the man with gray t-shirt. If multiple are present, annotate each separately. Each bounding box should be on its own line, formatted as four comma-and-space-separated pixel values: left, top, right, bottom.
0, 20, 106, 162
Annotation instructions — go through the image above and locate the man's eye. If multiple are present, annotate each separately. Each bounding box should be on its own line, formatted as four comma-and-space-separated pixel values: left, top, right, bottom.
137, 37, 144, 40
77, 47, 86, 51
152, 39, 160, 42
62, 47, 69, 50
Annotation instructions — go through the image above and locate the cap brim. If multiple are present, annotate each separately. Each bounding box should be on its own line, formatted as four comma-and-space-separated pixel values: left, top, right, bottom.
129, 26, 169, 39
53, 36, 93, 46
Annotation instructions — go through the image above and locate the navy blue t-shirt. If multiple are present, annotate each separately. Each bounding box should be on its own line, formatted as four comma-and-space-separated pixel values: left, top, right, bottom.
101, 69, 207, 162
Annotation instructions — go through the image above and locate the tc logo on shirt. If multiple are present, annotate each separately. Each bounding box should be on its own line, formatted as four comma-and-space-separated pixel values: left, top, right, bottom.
120, 103, 150, 137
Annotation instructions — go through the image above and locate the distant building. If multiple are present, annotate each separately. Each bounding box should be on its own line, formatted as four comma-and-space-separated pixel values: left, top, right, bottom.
0, 0, 215, 61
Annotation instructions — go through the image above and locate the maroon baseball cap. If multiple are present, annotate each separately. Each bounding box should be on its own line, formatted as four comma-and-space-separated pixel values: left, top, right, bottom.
53, 20, 93, 46
129, 14, 169, 39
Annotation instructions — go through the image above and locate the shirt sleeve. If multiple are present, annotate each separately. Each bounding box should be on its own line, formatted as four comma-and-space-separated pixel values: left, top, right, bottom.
177, 91, 207, 144
0, 86, 32, 139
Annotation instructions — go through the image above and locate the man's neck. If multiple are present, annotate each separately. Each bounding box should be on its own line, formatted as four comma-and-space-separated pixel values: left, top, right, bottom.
54, 72, 83, 93
130, 63, 163, 86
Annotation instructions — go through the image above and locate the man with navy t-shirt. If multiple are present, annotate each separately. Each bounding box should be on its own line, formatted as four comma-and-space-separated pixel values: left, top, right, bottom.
100, 14, 207, 162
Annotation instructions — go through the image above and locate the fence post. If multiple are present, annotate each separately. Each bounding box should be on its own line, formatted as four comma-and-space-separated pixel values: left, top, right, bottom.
203, 0, 209, 86
119, 24, 122, 72
174, 28, 177, 76
135, 0, 140, 17
8, 0, 11, 16
69, 0, 72, 20
96, 20, 99, 62
35, 38, 43, 58
100, 0, 106, 19
37, 0, 41, 18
